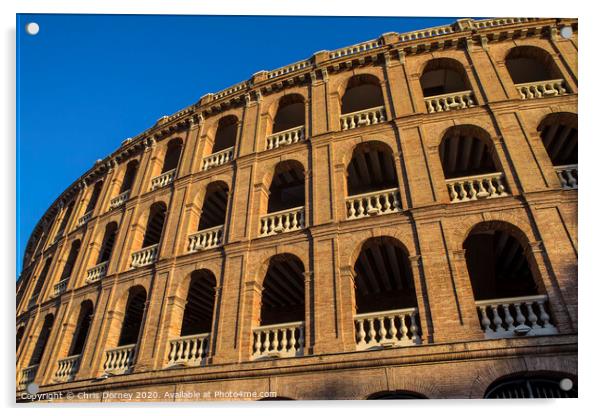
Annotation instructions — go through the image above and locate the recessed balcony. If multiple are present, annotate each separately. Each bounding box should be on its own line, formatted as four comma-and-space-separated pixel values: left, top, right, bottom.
55, 355, 80, 383
77, 210, 93, 227
515, 79, 567, 100
346, 188, 402, 220
555, 164, 578, 190
354, 308, 422, 351
86, 261, 109, 284
53, 278, 68, 297
150, 168, 176, 191
187, 225, 223, 252
424, 90, 475, 113
18, 364, 38, 390
202, 146, 234, 171
446, 172, 508, 203
252, 321, 304, 359
259, 207, 305, 237
103, 344, 136, 375
340, 106, 386, 131
475, 295, 557, 339
131, 244, 159, 268
166, 333, 210, 367
266, 125, 305, 150
110, 190, 130, 209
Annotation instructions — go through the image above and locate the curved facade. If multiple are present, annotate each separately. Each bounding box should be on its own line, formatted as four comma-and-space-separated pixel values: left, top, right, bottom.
16, 17, 578, 401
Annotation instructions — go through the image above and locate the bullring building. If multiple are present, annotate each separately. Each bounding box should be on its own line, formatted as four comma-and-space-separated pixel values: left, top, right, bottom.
16, 17, 578, 400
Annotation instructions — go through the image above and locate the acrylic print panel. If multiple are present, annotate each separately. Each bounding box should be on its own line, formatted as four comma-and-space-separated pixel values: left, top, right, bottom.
16, 14, 578, 402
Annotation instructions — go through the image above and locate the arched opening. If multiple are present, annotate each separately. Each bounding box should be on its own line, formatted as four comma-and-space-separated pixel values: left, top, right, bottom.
30, 256, 53, 303
29, 314, 54, 366
84, 181, 104, 214
56, 201, 75, 236
538, 113, 577, 189
69, 300, 94, 356
272, 94, 305, 134
267, 161, 305, 213
353, 237, 421, 349
485, 372, 577, 398
212, 115, 238, 153
464, 222, 557, 338
440, 126, 507, 202
341, 74, 384, 114
505, 46, 563, 85
60, 240, 81, 281
367, 391, 427, 400
253, 254, 305, 359
118, 286, 147, 346
17, 326, 25, 352
142, 203, 167, 248
198, 182, 229, 231
98, 222, 118, 264
161, 139, 183, 174
119, 160, 139, 194
421, 58, 471, 97
180, 270, 217, 336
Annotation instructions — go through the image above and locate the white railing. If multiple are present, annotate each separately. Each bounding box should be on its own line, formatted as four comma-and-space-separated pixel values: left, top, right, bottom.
475, 295, 558, 339
340, 106, 386, 131
202, 146, 234, 171
555, 164, 578, 190
424, 90, 475, 113
446, 172, 508, 203
213, 81, 247, 101
103, 344, 136, 374
53, 278, 69, 297
399, 24, 456, 41
130, 244, 159, 268
252, 322, 304, 359
516, 79, 567, 100
55, 355, 80, 382
86, 261, 109, 283
259, 207, 305, 237
110, 190, 130, 209
266, 126, 305, 150
472, 17, 533, 29
151, 168, 176, 191
346, 188, 402, 220
188, 225, 224, 252
355, 308, 422, 351
267, 60, 311, 79
19, 364, 39, 390
167, 333, 210, 367
330, 39, 383, 59
77, 210, 92, 227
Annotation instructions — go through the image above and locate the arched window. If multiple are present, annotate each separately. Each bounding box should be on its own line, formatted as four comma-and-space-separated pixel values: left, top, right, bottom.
17, 326, 25, 352
29, 314, 54, 366
60, 239, 81, 281
464, 222, 557, 338
118, 286, 147, 346
180, 270, 217, 336
119, 160, 139, 194
198, 182, 229, 231
68, 300, 94, 356
30, 256, 53, 303
161, 139, 183, 174
267, 161, 305, 213
353, 237, 421, 349
485, 373, 577, 398
506, 46, 567, 99
84, 181, 104, 214
98, 222, 118, 264
212, 116, 238, 153
440, 126, 508, 202
142, 203, 167, 248
340, 74, 386, 130
272, 94, 305, 134
253, 254, 305, 359
537, 113, 577, 189
420, 58, 475, 113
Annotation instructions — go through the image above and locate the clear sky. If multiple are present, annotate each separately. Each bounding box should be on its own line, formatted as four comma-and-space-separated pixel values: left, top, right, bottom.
16, 14, 465, 275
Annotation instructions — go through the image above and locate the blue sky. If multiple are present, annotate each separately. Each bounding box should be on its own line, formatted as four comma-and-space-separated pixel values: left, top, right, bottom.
16, 14, 465, 275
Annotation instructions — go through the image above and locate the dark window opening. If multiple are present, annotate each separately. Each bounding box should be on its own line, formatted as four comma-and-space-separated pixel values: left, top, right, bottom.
347, 142, 398, 196
439, 126, 498, 178
273, 95, 305, 133
268, 161, 305, 213
162, 139, 183, 174
341, 74, 384, 114
69, 301, 94, 356
505, 46, 562, 84
17, 326, 25, 352
57, 201, 75, 235
119, 161, 139, 194
212, 116, 238, 153
198, 182, 229, 230
118, 287, 147, 346
485, 373, 577, 398
31, 257, 53, 300
538, 113, 577, 166
142, 203, 167, 247
98, 222, 118, 264
260, 254, 305, 326
60, 240, 81, 281
180, 270, 217, 336
85, 181, 103, 213
420, 59, 470, 97
29, 314, 54, 366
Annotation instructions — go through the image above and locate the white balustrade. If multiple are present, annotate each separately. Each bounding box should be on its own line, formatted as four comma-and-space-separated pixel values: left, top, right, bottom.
19, 364, 39, 390
103, 344, 136, 374
268, 60, 311, 79
475, 295, 558, 339
130, 244, 159, 268
472, 17, 533, 29
259, 207, 305, 237
77, 210, 93, 227
266, 126, 305, 150
446, 172, 508, 203
110, 190, 130, 209
516, 79, 567, 100
399, 24, 456, 41
355, 308, 422, 351
202, 147, 234, 171
340, 106, 386, 131
53, 278, 69, 297
55, 355, 80, 382
330, 39, 383, 59
252, 322, 304, 359
151, 168, 176, 190
86, 261, 109, 283
555, 164, 578, 190
188, 225, 224, 252
346, 188, 402, 220
167, 333, 210, 367
424, 90, 475, 113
